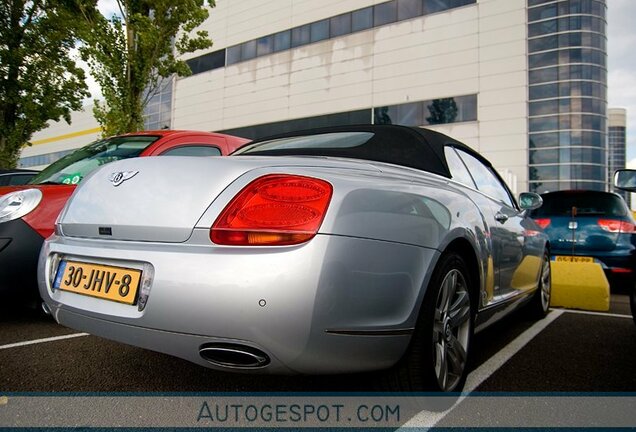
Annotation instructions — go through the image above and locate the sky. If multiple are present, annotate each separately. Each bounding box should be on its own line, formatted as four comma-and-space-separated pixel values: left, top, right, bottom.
87, 0, 635, 164
607, 0, 636, 167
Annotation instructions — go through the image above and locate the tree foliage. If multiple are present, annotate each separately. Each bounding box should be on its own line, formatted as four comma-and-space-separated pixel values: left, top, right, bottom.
0, 0, 91, 168
77, 0, 215, 137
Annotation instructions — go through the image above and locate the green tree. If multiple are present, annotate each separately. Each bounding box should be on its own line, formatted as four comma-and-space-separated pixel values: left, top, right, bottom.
0, 0, 91, 168
78, 0, 215, 137
426, 98, 458, 125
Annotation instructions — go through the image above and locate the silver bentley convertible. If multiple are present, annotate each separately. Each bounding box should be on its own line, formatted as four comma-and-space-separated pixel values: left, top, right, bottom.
38, 125, 550, 392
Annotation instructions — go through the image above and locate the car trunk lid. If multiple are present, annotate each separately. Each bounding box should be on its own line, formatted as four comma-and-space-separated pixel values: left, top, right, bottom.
58, 156, 379, 242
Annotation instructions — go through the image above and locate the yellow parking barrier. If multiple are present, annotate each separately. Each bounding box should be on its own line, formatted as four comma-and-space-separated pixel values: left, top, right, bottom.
550, 261, 610, 312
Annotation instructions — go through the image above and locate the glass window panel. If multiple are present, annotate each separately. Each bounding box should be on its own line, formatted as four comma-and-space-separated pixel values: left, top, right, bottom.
529, 19, 557, 37
198, 50, 225, 72
528, 3, 557, 22
186, 58, 200, 74
530, 133, 559, 149
226, 45, 241, 65
529, 83, 558, 100
374, 1, 398, 26
424, 0, 450, 15
530, 100, 559, 116
256, 35, 273, 56
529, 116, 559, 132
444, 147, 476, 188
311, 20, 330, 42
529, 35, 558, 53
273, 30, 291, 52
145, 102, 160, 115
330, 13, 352, 37
241, 40, 257, 61
530, 148, 559, 165
457, 150, 514, 206
569, 164, 605, 181
397, 0, 422, 21
530, 165, 559, 181
374, 106, 397, 125
352, 7, 373, 32
455, 94, 477, 122
529, 67, 558, 84
529, 51, 558, 68
397, 102, 423, 126
291, 24, 311, 48
570, 147, 603, 164
161, 146, 222, 157
424, 97, 461, 125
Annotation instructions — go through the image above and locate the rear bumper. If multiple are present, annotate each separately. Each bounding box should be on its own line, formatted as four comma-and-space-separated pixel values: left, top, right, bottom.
0, 219, 44, 299
39, 233, 437, 375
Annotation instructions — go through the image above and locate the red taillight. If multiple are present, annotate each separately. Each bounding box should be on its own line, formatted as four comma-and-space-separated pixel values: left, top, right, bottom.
611, 267, 634, 274
534, 218, 551, 229
210, 174, 333, 246
597, 219, 636, 234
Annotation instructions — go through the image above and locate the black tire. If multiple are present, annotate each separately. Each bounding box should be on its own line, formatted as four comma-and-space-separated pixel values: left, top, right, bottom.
384, 252, 474, 392
526, 251, 551, 319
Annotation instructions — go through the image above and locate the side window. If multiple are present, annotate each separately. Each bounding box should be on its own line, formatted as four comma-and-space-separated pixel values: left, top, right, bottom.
160, 146, 222, 157
444, 146, 476, 188
456, 150, 515, 208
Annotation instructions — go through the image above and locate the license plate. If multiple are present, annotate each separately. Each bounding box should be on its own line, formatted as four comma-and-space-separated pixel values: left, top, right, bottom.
53, 260, 142, 305
554, 256, 594, 263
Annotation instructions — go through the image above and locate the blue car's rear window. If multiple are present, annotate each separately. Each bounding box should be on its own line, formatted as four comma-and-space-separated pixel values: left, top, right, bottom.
531, 191, 628, 217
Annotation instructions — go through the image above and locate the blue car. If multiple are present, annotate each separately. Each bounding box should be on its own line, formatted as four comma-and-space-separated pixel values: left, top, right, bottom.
530, 190, 636, 289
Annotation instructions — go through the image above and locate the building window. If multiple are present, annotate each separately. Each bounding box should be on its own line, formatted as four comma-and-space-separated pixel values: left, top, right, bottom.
257, 35, 274, 56
397, 0, 422, 21
527, 0, 608, 193
291, 24, 311, 48
184, 0, 477, 73
373, 94, 478, 126
310, 20, 330, 43
273, 30, 291, 52
374, 1, 398, 27
330, 13, 352, 37
351, 7, 373, 32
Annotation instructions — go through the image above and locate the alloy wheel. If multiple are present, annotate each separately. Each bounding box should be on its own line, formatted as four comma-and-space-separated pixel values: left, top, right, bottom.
432, 269, 471, 391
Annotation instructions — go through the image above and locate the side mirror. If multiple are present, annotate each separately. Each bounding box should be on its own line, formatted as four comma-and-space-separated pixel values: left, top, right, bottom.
613, 169, 636, 192
519, 192, 543, 210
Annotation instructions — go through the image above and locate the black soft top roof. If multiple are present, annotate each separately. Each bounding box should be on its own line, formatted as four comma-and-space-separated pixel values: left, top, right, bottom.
235, 124, 487, 178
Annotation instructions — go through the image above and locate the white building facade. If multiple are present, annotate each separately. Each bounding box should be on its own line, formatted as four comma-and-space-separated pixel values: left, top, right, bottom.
21, 0, 608, 195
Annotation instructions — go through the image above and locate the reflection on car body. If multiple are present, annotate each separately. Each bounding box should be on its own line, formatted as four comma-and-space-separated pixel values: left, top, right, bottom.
39, 125, 550, 392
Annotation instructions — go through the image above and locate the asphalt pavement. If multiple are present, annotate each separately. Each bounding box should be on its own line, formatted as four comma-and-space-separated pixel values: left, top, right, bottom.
1, 295, 634, 393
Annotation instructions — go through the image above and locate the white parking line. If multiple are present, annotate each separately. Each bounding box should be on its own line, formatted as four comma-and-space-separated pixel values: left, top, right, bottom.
560, 309, 633, 319
0, 333, 89, 350
405, 309, 565, 427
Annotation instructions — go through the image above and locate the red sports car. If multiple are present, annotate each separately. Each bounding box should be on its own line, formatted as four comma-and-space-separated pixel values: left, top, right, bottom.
0, 130, 249, 306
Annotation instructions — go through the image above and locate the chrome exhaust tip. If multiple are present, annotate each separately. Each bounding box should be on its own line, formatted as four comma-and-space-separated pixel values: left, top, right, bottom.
199, 343, 270, 369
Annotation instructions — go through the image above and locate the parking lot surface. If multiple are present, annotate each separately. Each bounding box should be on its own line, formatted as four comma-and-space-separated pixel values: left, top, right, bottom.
1, 294, 634, 393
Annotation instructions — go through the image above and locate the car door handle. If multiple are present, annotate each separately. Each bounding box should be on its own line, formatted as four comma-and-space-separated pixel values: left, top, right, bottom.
495, 212, 509, 223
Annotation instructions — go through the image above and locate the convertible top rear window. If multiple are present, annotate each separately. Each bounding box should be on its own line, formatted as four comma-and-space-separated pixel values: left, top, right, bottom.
232, 124, 482, 178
